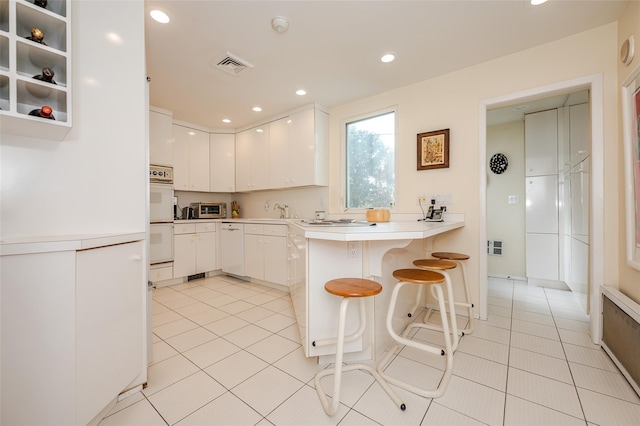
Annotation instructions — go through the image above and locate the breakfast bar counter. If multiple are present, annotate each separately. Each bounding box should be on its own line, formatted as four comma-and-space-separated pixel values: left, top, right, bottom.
287, 218, 465, 361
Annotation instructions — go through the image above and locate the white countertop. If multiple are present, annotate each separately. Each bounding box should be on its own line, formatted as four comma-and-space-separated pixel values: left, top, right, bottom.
0, 232, 146, 256
292, 219, 464, 241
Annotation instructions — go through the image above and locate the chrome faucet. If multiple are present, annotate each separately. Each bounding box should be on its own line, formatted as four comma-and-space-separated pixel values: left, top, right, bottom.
274, 203, 288, 218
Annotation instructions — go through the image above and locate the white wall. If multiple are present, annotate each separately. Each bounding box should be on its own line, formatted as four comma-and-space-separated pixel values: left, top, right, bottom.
0, 1, 147, 238
234, 186, 329, 220
487, 121, 526, 278
616, 0, 640, 303
327, 23, 619, 310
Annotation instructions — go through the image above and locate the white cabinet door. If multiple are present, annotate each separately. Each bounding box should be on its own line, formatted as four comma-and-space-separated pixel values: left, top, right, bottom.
525, 109, 558, 176
174, 233, 197, 277
235, 126, 269, 191
173, 125, 190, 191
264, 235, 287, 285
76, 241, 144, 426
570, 103, 589, 167
210, 133, 235, 192
290, 108, 329, 187
172, 124, 210, 192
269, 117, 291, 189
149, 109, 173, 166
189, 129, 210, 191
525, 175, 558, 234
526, 233, 559, 280
571, 158, 590, 243
196, 231, 216, 273
245, 233, 265, 280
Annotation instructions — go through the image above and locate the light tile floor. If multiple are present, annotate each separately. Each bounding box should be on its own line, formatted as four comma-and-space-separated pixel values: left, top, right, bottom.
99, 276, 640, 425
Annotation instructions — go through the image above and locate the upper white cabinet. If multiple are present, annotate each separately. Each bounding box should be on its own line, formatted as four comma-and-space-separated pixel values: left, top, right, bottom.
525, 109, 558, 177
290, 107, 328, 187
173, 124, 210, 192
269, 108, 329, 189
209, 133, 235, 192
239, 106, 329, 192
236, 124, 269, 191
149, 107, 173, 166
0, 0, 72, 140
569, 103, 589, 167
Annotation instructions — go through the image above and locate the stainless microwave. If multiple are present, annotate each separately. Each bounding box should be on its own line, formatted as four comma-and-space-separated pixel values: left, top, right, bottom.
190, 202, 227, 219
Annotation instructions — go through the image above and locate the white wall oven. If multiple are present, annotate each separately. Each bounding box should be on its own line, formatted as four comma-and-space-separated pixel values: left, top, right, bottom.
149, 165, 174, 268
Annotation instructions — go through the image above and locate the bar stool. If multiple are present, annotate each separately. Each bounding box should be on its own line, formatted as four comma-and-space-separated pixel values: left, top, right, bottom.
431, 252, 474, 334
377, 269, 454, 398
411, 259, 460, 351
314, 278, 406, 416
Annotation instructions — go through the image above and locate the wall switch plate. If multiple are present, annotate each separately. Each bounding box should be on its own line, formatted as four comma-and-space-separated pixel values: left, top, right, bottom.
315, 210, 326, 220
416, 194, 427, 205
508, 195, 519, 204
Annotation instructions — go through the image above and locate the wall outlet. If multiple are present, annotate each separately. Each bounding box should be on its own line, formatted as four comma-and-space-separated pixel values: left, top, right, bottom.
416, 194, 427, 205
347, 241, 360, 258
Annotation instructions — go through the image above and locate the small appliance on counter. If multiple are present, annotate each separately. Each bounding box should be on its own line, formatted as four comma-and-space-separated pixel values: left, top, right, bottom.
419, 198, 446, 222
190, 202, 227, 219
182, 206, 195, 220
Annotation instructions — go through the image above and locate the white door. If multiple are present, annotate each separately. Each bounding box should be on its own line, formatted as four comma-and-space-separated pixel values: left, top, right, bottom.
149, 184, 173, 223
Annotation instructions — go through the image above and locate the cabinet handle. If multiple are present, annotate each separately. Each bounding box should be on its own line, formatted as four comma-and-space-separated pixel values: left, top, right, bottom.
130, 255, 142, 262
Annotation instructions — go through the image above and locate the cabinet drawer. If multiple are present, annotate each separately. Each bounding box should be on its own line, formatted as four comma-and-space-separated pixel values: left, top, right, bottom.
150, 264, 173, 282
245, 223, 264, 235
196, 222, 216, 233
264, 224, 287, 236
174, 223, 196, 234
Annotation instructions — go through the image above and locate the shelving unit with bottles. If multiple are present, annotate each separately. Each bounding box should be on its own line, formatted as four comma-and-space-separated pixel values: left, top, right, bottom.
0, 0, 71, 140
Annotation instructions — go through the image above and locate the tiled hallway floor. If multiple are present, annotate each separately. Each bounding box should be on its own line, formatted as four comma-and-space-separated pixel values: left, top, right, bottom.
99, 276, 640, 425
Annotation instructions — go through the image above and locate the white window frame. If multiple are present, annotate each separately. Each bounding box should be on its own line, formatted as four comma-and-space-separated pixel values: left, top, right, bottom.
340, 106, 399, 212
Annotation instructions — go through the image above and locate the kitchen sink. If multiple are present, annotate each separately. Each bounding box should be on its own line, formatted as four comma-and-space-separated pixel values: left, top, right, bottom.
300, 219, 375, 227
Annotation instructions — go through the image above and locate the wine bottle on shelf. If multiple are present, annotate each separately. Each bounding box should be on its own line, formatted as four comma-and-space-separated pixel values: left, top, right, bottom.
33, 67, 56, 85
26, 28, 47, 46
28, 105, 55, 120
34, 0, 47, 9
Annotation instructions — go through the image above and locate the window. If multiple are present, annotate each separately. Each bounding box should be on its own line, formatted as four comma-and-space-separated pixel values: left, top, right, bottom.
345, 110, 396, 209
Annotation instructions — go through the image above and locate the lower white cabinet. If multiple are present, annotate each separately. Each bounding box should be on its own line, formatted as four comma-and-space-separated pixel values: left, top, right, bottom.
0, 235, 145, 425
244, 223, 288, 285
173, 222, 216, 278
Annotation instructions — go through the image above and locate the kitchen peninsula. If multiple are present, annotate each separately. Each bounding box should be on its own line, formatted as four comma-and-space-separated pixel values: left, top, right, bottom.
287, 217, 464, 362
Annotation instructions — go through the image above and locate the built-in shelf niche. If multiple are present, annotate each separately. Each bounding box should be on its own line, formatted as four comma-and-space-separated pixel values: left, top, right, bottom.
16, 39, 67, 85
16, 1, 67, 52
0, 75, 9, 110
0, 1, 9, 33
0, 35, 9, 71
16, 78, 67, 121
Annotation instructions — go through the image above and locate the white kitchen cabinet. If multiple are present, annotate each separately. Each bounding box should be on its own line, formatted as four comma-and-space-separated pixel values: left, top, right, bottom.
173, 222, 216, 278
525, 175, 559, 234
525, 233, 559, 281
571, 158, 590, 243
569, 103, 589, 167
0, 0, 72, 140
290, 107, 329, 187
0, 234, 145, 425
236, 125, 269, 191
525, 109, 558, 177
209, 133, 235, 192
268, 108, 329, 189
173, 124, 210, 192
244, 223, 288, 285
268, 117, 291, 189
149, 107, 173, 166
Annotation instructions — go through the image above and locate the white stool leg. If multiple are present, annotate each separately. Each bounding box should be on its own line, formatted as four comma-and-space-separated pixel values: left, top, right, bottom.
377, 281, 454, 398
315, 297, 406, 415
455, 259, 475, 334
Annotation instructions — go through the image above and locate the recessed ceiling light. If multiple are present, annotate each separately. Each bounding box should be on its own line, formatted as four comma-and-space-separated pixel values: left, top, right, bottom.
256, 128, 264, 133
222, 118, 231, 123
530, 0, 548, 5
296, 89, 307, 96
188, 131, 196, 136
150, 10, 170, 24
381, 53, 395, 63
252, 106, 262, 112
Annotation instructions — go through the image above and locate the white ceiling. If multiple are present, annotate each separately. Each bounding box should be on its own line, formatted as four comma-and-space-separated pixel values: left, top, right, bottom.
144, 0, 627, 131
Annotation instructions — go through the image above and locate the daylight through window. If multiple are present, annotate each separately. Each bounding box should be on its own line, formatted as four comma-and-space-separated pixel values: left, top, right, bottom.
345, 110, 396, 209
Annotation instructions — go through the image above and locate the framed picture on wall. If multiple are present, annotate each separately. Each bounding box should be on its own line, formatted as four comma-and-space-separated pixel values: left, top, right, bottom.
417, 128, 450, 170
622, 67, 640, 271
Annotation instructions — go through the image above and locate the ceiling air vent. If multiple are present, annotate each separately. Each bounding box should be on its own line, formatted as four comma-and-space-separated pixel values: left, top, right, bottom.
215, 52, 254, 76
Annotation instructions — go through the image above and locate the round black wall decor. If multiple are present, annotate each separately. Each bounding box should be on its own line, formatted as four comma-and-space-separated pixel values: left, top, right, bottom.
489, 153, 508, 174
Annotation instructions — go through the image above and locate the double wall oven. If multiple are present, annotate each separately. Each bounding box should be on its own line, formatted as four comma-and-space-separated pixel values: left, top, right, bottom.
149, 165, 174, 280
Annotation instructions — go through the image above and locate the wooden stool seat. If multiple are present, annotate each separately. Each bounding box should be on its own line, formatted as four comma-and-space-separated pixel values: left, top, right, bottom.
392, 268, 445, 284
413, 259, 457, 271
432, 251, 470, 261
325, 278, 382, 298
377, 268, 454, 398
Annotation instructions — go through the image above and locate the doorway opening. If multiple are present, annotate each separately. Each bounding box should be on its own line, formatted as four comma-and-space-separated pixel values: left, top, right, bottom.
478, 74, 604, 343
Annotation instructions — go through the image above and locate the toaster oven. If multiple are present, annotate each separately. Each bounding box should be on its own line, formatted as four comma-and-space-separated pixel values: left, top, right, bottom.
190, 202, 227, 219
